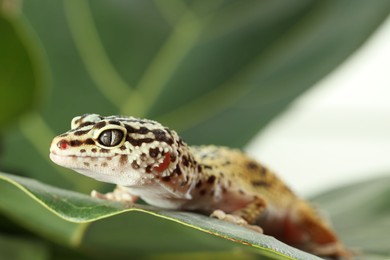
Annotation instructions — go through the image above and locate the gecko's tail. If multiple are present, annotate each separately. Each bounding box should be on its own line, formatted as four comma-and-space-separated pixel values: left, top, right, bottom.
287, 200, 354, 259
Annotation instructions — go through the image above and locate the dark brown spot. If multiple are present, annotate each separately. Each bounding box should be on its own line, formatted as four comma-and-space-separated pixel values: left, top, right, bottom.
170, 153, 177, 162
73, 118, 81, 125
138, 127, 149, 134
125, 125, 136, 133
101, 162, 108, 167
120, 145, 126, 150
74, 130, 89, 136
152, 129, 173, 145
203, 165, 212, 170
70, 140, 82, 147
83, 162, 89, 167
85, 138, 95, 145
126, 137, 154, 146
108, 120, 121, 126
149, 147, 159, 158
100, 148, 109, 153
174, 165, 182, 176
210, 190, 215, 196
124, 125, 151, 134
91, 148, 97, 153
182, 156, 189, 167
79, 122, 95, 128
222, 187, 227, 193
207, 175, 216, 184
195, 180, 202, 188
140, 153, 147, 161
145, 165, 152, 173
93, 121, 106, 129
131, 161, 139, 169
197, 165, 202, 173
199, 189, 206, 196
251, 180, 271, 187
161, 176, 171, 182
119, 155, 127, 165
247, 161, 259, 171
80, 149, 86, 153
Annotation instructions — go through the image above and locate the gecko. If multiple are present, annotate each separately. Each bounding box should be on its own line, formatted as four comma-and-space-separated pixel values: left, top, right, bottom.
49, 114, 352, 259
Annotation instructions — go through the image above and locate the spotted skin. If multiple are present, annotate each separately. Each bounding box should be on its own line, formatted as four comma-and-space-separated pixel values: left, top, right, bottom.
50, 114, 352, 259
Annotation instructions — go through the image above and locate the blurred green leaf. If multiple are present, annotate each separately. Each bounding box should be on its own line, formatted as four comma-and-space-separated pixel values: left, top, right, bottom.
0, 175, 81, 246
0, 172, 319, 260
2, 172, 390, 259
1, 0, 388, 194
312, 176, 390, 260
0, 8, 46, 130
56, 0, 390, 146
0, 234, 49, 260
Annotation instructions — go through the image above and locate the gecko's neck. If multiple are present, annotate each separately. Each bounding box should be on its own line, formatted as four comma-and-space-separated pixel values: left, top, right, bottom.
123, 139, 201, 207
156, 139, 200, 195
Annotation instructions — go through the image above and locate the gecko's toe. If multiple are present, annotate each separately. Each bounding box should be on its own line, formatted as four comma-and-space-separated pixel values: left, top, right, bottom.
210, 210, 263, 233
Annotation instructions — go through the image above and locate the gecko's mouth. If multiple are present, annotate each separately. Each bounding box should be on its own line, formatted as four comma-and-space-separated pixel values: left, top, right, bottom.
49, 152, 116, 167
49, 152, 144, 186
49, 150, 115, 159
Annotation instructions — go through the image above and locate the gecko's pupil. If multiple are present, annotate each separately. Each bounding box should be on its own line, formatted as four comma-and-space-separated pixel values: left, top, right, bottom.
98, 129, 124, 147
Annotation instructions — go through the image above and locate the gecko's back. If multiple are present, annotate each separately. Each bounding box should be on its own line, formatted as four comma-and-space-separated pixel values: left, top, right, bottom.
188, 145, 349, 258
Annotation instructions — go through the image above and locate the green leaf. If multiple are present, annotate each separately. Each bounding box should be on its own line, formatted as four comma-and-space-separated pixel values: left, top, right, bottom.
1, 0, 388, 193
0, 172, 319, 260
0, 234, 49, 260
0, 8, 46, 129
312, 176, 390, 259
0, 174, 81, 246
2, 172, 390, 259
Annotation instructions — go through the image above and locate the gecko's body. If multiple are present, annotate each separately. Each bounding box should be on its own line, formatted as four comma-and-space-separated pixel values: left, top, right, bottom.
50, 114, 351, 259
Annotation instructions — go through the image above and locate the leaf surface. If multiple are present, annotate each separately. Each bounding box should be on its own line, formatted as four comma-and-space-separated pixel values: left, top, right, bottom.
0, 172, 319, 260
2, 1, 389, 192
312, 176, 390, 259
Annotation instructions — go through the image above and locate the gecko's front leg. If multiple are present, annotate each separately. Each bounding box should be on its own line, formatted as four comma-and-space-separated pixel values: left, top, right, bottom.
91, 185, 139, 204
211, 197, 266, 233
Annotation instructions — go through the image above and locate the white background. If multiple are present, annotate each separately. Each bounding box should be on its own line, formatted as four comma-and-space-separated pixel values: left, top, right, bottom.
246, 15, 390, 197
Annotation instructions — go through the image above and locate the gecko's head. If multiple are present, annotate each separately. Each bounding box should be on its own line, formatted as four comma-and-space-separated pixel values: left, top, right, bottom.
49, 114, 181, 186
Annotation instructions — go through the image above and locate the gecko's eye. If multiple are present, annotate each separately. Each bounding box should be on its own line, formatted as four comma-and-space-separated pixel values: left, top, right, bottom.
98, 129, 124, 147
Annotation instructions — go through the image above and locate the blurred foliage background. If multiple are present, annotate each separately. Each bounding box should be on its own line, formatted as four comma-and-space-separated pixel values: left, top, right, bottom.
0, 0, 389, 259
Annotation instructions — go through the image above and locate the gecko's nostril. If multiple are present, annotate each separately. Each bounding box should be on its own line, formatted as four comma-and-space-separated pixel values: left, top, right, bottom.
57, 140, 68, 150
